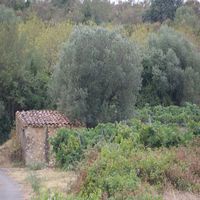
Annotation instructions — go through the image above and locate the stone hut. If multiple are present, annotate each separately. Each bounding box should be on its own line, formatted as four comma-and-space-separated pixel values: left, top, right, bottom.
16, 110, 72, 165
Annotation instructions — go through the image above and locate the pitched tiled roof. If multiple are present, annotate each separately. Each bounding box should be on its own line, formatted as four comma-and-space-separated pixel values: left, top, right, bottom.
16, 110, 72, 128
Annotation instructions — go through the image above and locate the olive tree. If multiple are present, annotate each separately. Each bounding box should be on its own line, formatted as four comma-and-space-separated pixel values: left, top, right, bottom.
51, 26, 142, 127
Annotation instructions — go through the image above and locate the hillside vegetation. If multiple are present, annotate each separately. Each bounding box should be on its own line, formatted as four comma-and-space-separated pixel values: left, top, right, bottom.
0, 0, 200, 199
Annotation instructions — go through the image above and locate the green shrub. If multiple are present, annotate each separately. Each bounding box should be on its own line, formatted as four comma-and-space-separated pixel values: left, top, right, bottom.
82, 144, 141, 199
50, 128, 85, 169
139, 122, 193, 148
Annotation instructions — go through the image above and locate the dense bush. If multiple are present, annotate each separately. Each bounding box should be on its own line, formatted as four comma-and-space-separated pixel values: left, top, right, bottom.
50, 128, 85, 169
139, 26, 200, 106
138, 122, 193, 148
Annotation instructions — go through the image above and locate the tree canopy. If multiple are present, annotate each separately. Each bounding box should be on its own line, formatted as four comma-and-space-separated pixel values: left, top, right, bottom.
138, 26, 200, 106
0, 5, 49, 143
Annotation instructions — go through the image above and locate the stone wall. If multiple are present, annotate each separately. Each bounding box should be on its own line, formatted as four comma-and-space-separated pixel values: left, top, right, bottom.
16, 117, 26, 163
24, 127, 48, 165
16, 117, 61, 165
16, 124, 57, 165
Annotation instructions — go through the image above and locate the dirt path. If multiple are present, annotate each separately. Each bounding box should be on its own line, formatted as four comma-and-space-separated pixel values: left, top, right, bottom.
0, 169, 23, 200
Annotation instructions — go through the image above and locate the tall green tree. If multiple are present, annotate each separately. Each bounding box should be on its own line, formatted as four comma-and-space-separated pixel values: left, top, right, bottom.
50, 26, 142, 127
144, 0, 183, 22
0, 5, 49, 143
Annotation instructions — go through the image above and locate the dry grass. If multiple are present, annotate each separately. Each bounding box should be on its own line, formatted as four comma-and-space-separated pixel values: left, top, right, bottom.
8, 167, 78, 196
0, 132, 23, 168
164, 189, 200, 200
34, 168, 77, 194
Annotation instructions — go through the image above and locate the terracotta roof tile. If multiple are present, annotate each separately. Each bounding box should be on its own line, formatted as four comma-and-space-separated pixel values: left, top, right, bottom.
16, 110, 72, 128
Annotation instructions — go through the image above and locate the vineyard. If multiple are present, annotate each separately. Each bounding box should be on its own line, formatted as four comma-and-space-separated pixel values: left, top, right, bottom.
45, 104, 200, 200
